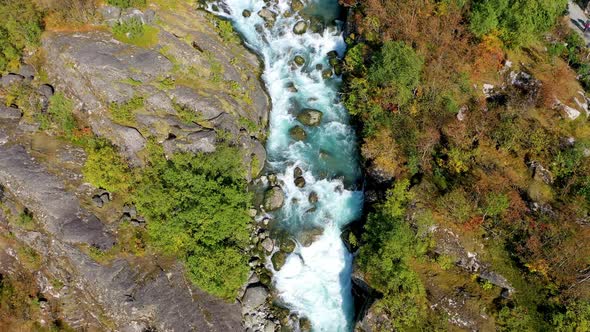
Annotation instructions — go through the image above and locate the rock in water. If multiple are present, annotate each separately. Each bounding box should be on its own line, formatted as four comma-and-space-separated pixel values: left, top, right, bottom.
308, 191, 318, 203
281, 239, 296, 253
296, 108, 322, 126
291, 0, 304, 12
272, 251, 287, 271
294, 176, 306, 188
293, 21, 308, 34
261, 238, 274, 253
298, 227, 324, 247
258, 8, 275, 22
293, 55, 305, 66
289, 126, 307, 141
263, 186, 285, 211
242, 9, 251, 17
294, 166, 303, 178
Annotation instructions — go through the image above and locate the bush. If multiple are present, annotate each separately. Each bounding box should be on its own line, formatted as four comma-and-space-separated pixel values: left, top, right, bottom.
82, 139, 132, 194
106, 0, 146, 8
369, 41, 423, 108
134, 146, 252, 299
112, 17, 159, 48
0, 1, 44, 73
40, 93, 77, 137
470, 0, 567, 46
109, 96, 144, 125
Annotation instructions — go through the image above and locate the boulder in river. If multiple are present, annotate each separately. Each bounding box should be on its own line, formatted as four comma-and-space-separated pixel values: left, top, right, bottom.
293, 55, 305, 66
272, 251, 287, 271
258, 8, 276, 22
298, 227, 324, 247
291, 0, 304, 12
293, 21, 308, 34
294, 166, 303, 178
281, 239, 296, 253
294, 176, 306, 188
263, 186, 285, 211
242, 9, 251, 17
296, 108, 322, 126
322, 69, 333, 79
289, 126, 307, 141
308, 191, 318, 204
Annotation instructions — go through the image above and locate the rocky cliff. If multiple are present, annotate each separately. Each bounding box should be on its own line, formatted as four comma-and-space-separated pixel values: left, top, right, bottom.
0, 1, 270, 330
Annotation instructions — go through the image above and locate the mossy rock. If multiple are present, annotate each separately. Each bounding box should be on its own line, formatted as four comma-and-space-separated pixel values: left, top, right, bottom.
299, 317, 312, 332
291, 0, 304, 12
242, 9, 251, 17
289, 126, 307, 141
293, 21, 308, 34
308, 191, 318, 203
293, 55, 305, 66
298, 227, 324, 247
281, 239, 296, 253
296, 108, 322, 126
272, 251, 287, 271
322, 69, 333, 79
294, 176, 306, 188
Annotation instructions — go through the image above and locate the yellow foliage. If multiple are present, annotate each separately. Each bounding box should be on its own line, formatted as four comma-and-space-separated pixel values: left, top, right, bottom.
362, 128, 407, 178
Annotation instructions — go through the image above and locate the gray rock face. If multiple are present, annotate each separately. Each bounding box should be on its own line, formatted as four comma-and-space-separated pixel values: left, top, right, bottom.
263, 186, 285, 211
297, 109, 322, 126
0, 145, 114, 249
0, 73, 24, 88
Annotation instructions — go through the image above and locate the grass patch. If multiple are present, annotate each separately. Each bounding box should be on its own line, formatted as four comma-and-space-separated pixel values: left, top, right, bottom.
112, 18, 159, 48
109, 96, 144, 126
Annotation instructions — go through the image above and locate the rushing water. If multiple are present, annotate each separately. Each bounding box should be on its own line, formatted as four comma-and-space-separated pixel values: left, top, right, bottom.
210, 0, 363, 330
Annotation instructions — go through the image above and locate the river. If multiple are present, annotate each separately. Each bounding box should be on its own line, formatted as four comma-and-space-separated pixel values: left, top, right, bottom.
210, 0, 363, 330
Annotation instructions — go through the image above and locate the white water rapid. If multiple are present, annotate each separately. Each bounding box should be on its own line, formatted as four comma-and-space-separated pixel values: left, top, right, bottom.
210, 1, 363, 331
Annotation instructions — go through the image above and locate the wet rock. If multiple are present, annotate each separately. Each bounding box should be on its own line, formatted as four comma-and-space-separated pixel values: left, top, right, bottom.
271, 251, 287, 271
309, 16, 324, 33
258, 8, 276, 22
327, 50, 338, 59
293, 21, 308, 35
315, 63, 323, 71
308, 191, 318, 204
286, 82, 298, 93
322, 69, 333, 79
298, 227, 324, 247
299, 317, 311, 332
294, 176, 306, 188
333, 63, 343, 76
293, 167, 303, 178
289, 126, 307, 141
261, 238, 274, 253
242, 286, 269, 313
293, 55, 305, 66
242, 9, 251, 17
267, 173, 278, 186
0, 105, 22, 120
296, 109, 322, 127
291, 0, 304, 12
281, 239, 296, 253
263, 186, 284, 211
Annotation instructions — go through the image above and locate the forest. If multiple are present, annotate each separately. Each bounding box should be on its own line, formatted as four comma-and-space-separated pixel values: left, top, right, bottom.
345, 0, 590, 330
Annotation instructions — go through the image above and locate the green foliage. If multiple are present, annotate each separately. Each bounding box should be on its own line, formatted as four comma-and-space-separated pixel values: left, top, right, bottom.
470, 0, 567, 46
216, 19, 238, 43
106, 0, 146, 8
496, 306, 535, 332
112, 18, 159, 47
552, 300, 590, 332
82, 139, 132, 193
483, 192, 510, 217
369, 41, 424, 108
109, 96, 144, 125
173, 102, 199, 125
39, 93, 77, 137
134, 146, 252, 299
438, 189, 475, 223
358, 179, 429, 329
0, 1, 44, 73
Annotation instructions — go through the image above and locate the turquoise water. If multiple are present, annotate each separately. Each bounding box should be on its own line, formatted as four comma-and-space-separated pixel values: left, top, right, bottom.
210, 0, 363, 330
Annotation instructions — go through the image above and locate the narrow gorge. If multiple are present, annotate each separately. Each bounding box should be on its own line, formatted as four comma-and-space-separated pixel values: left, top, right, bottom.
211, 0, 363, 330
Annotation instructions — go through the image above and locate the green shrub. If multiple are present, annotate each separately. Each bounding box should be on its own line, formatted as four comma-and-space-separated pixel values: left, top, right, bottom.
82, 139, 132, 193
106, 0, 146, 8
134, 146, 252, 299
470, 0, 567, 46
552, 300, 590, 332
109, 96, 144, 125
41, 93, 77, 137
112, 17, 159, 47
0, 1, 44, 73
369, 41, 423, 108
483, 192, 510, 217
